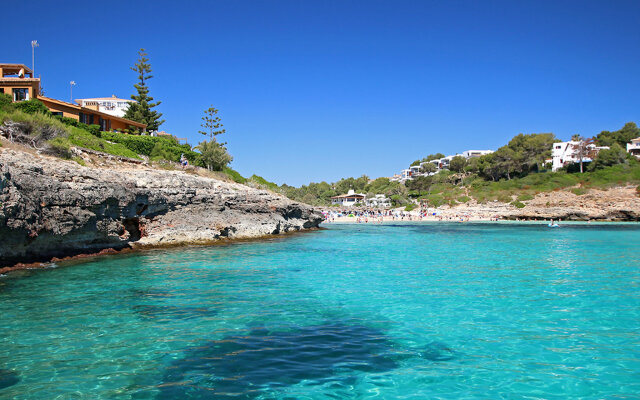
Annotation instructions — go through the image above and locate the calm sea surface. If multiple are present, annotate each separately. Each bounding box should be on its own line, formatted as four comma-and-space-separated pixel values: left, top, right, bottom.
1, 223, 640, 399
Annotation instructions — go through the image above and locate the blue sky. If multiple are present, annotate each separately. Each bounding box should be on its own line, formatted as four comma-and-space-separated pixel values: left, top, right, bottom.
5, 0, 640, 185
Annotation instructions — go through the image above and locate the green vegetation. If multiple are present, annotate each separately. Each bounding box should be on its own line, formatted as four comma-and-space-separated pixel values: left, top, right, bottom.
123, 48, 164, 131
100, 131, 195, 161
196, 140, 232, 171
410, 153, 445, 167
247, 175, 279, 190
280, 122, 640, 207
595, 122, 640, 148
223, 167, 247, 183
199, 106, 226, 141
66, 128, 140, 159
570, 187, 587, 195
195, 106, 232, 171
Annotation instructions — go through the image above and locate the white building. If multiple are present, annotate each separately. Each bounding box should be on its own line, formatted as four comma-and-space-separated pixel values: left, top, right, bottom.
75, 95, 135, 118
400, 168, 412, 181
551, 141, 608, 171
462, 150, 493, 158
365, 194, 391, 208
331, 189, 365, 207
409, 165, 422, 176
627, 137, 640, 158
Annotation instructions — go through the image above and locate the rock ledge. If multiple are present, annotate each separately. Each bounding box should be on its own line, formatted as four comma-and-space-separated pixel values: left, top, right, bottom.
0, 148, 323, 267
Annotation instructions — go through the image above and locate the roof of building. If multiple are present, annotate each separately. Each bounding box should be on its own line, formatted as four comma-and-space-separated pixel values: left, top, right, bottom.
75, 95, 134, 102
0, 64, 33, 74
331, 193, 366, 199
37, 95, 147, 129
0, 77, 40, 83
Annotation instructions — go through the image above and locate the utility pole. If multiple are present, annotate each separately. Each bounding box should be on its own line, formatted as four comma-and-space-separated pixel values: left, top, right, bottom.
70, 81, 76, 102
31, 40, 39, 75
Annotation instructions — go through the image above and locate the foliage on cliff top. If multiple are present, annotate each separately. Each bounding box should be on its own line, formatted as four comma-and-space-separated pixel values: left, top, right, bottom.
0, 109, 140, 160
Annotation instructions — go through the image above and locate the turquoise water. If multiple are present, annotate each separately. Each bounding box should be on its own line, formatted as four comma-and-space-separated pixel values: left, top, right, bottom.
1, 223, 640, 399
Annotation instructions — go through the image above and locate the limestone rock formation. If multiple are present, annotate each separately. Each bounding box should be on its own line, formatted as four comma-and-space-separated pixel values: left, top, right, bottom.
0, 148, 323, 266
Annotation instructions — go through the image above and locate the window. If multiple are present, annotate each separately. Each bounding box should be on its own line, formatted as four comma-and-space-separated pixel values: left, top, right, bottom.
0, 88, 4, 94
79, 113, 95, 125
13, 88, 29, 102
99, 117, 110, 131
51, 112, 63, 117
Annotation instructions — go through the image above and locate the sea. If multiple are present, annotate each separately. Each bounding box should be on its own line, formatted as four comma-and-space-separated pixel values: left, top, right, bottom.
1, 222, 639, 399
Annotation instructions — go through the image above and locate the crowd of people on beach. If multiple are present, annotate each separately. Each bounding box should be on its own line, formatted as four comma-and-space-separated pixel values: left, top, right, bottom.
321, 205, 504, 223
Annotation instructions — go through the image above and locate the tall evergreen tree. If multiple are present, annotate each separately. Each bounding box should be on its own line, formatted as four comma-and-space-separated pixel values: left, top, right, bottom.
124, 49, 164, 131
199, 106, 226, 143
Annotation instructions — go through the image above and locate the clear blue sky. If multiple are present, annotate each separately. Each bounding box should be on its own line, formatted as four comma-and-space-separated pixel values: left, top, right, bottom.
5, 0, 640, 185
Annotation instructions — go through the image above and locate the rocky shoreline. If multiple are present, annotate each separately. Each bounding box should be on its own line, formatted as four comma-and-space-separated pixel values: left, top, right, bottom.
0, 147, 323, 270
425, 186, 640, 221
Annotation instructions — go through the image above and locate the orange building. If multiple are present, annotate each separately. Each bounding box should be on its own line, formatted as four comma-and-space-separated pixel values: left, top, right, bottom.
37, 96, 146, 132
0, 63, 40, 101
0, 63, 146, 132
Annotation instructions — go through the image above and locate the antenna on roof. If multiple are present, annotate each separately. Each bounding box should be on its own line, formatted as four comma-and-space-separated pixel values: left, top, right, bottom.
70, 81, 76, 102
31, 40, 39, 76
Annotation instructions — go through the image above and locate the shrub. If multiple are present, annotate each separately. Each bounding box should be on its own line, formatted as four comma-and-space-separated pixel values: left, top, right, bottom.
248, 175, 279, 190
102, 131, 160, 155
590, 143, 627, 170
86, 124, 101, 136
570, 187, 588, 195
516, 193, 534, 201
0, 110, 70, 147
66, 127, 140, 159
14, 99, 50, 115
457, 195, 470, 203
224, 167, 246, 183
425, 193, 445, 207
404, 203, 416, 211
511, 200, 526, 208
46, 137, 73, 159
197, 140, 232, 171
0, 93, 13, 111
150, 141, 180, 162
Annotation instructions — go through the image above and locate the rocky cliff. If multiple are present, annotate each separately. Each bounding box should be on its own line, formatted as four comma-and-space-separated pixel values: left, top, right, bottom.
0, 148, 323, 267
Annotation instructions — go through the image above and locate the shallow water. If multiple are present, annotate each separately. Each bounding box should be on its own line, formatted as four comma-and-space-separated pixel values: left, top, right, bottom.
1, 223, 640, 399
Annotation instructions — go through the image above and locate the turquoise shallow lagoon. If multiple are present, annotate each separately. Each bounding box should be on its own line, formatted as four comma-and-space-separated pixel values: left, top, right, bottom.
1, 223, 640, 399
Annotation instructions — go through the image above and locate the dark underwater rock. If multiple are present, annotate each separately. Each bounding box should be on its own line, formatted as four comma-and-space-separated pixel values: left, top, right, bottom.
156, 323, 399, 399
0, 369, 20, 390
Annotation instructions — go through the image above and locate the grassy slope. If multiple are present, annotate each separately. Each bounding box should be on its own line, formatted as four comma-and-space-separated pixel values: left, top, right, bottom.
65, 127, 140, 159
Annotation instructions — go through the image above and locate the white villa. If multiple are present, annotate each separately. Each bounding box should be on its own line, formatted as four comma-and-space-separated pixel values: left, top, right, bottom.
462, 150, 493, 158
75, 95, 135, 118
331, 190, 365, 207
393, 149, 494, 181
551, 141, 608, 171
365, 194, 391, 207
331, 190, 391, 208
627, 137, 640, 158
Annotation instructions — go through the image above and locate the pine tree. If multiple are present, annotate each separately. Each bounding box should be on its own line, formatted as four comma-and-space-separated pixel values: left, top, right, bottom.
124, 49, 164, 131
199, 106, 226, 143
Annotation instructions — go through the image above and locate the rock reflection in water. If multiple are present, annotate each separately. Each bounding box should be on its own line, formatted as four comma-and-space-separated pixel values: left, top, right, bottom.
156, 323, 399, 399
0, 369, 20, 390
